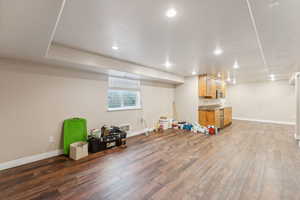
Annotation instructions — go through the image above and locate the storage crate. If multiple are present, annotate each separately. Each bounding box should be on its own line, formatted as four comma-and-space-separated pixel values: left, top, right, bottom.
70, 141, 88, 160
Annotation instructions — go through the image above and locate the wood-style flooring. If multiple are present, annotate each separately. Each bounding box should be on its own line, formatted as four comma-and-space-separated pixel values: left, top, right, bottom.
0, 120, 299, 200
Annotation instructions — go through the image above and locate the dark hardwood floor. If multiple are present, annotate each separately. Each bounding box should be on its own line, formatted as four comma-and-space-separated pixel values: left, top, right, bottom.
0, 120, 299, 200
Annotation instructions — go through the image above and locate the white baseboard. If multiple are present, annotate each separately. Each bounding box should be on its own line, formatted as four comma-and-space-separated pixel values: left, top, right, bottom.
233, 117, 295, 125
127, 128, 154, 137
0, 149, 63, 171
0, 128, 154, 171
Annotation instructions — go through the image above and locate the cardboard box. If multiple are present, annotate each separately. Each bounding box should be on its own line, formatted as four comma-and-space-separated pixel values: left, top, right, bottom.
70, 141, 88, 160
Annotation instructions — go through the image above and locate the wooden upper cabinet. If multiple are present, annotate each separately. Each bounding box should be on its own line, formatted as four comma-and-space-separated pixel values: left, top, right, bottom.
199, 75, 207, 97
199, 75, 217, 99
199, 74, 226, 99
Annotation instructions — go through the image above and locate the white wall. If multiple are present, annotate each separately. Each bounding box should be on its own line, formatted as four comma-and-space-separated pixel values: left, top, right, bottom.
174, 76, 199, 123
0, 59, 175, 163
227, 80, 295, 124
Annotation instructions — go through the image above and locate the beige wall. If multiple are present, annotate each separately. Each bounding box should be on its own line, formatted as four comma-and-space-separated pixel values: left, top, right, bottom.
227, 80, 295, 124
174, 76, 199, 123
0, 59, 174, 163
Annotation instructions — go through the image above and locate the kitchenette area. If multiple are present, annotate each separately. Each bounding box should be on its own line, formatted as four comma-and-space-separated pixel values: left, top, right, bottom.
198, 74, 232, 129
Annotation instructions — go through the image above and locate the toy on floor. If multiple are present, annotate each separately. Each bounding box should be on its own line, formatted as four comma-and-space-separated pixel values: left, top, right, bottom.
207, 126, 218, 135
192, 122, 208, 135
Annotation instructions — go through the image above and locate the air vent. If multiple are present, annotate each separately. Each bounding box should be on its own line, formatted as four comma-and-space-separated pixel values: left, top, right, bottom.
119, 124, 131, 132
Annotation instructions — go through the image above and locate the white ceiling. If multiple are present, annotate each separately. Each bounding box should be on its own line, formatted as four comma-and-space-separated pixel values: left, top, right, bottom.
0, 0, 63, 58
54, 0, 263, 76
0, 0, 300, 83
53, 0, 300, 82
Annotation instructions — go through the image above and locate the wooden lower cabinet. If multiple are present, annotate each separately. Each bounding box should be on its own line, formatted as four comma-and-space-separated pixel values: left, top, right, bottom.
199, 107, 232, 128
224, 107, 232, 126
199, 110, 220, 128
199, 110, 207, 126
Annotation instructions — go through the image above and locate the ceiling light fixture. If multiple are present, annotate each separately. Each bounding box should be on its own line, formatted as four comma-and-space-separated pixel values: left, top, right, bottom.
166, 8, 177, 18
218, 72, 221, 78
192, 71, 196, 75
165, 61, 172, 68
214, 47, 223, 56
270, 74, 275, 81
112, 46, 119, 50
233, 61, 240, 69
232, 79, 236, 84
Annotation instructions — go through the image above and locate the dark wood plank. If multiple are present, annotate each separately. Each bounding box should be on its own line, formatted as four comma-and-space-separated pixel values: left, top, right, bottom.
0, 120, 299, 200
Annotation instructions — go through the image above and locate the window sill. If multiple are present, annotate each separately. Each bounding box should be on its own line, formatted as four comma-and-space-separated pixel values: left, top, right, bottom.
107, 106, 142, 112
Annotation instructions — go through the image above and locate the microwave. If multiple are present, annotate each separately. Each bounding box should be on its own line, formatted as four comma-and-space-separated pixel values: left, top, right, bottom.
216, 89, 224, 99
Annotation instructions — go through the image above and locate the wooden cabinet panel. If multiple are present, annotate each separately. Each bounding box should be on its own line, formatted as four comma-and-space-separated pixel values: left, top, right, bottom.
199, 108, 231, 129
199, 110, 220, 128
199, 110, 207, 127
206, 111, 215, 126
199, 75, 217, 99
224, 108, 232, 126
214, 109, 220, 128
199, 76, 207, 97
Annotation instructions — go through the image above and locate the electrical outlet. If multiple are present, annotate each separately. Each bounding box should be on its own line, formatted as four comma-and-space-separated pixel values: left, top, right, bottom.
49, 136, 54, 143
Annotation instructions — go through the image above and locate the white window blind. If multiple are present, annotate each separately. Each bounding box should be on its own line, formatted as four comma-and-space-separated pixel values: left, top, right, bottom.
108, 77, 141, 111
109, 77, 140, 89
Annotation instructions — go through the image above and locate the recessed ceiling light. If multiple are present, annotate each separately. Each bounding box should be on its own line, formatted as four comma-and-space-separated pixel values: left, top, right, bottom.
165, 61, 172, 68
233, 61, 240, 69
112, 46, 119, 50
214, 47, 223, 56
192, 71, 196, 75
166, 8, 177, 18
270, 74, 275, 81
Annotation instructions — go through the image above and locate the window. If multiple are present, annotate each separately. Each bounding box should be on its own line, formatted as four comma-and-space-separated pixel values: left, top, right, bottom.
108, 77, 141, 111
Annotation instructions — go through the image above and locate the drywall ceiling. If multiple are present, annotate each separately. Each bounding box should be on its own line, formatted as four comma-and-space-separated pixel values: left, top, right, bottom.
0, 0, 299, 83
0, 0, 63, 58
0, 0, 183, 84
54, 0, 263, 76
53, 0, 300, 82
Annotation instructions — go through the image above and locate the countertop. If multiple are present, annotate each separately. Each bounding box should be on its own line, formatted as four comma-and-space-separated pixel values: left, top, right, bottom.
198, 105, 232, 111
